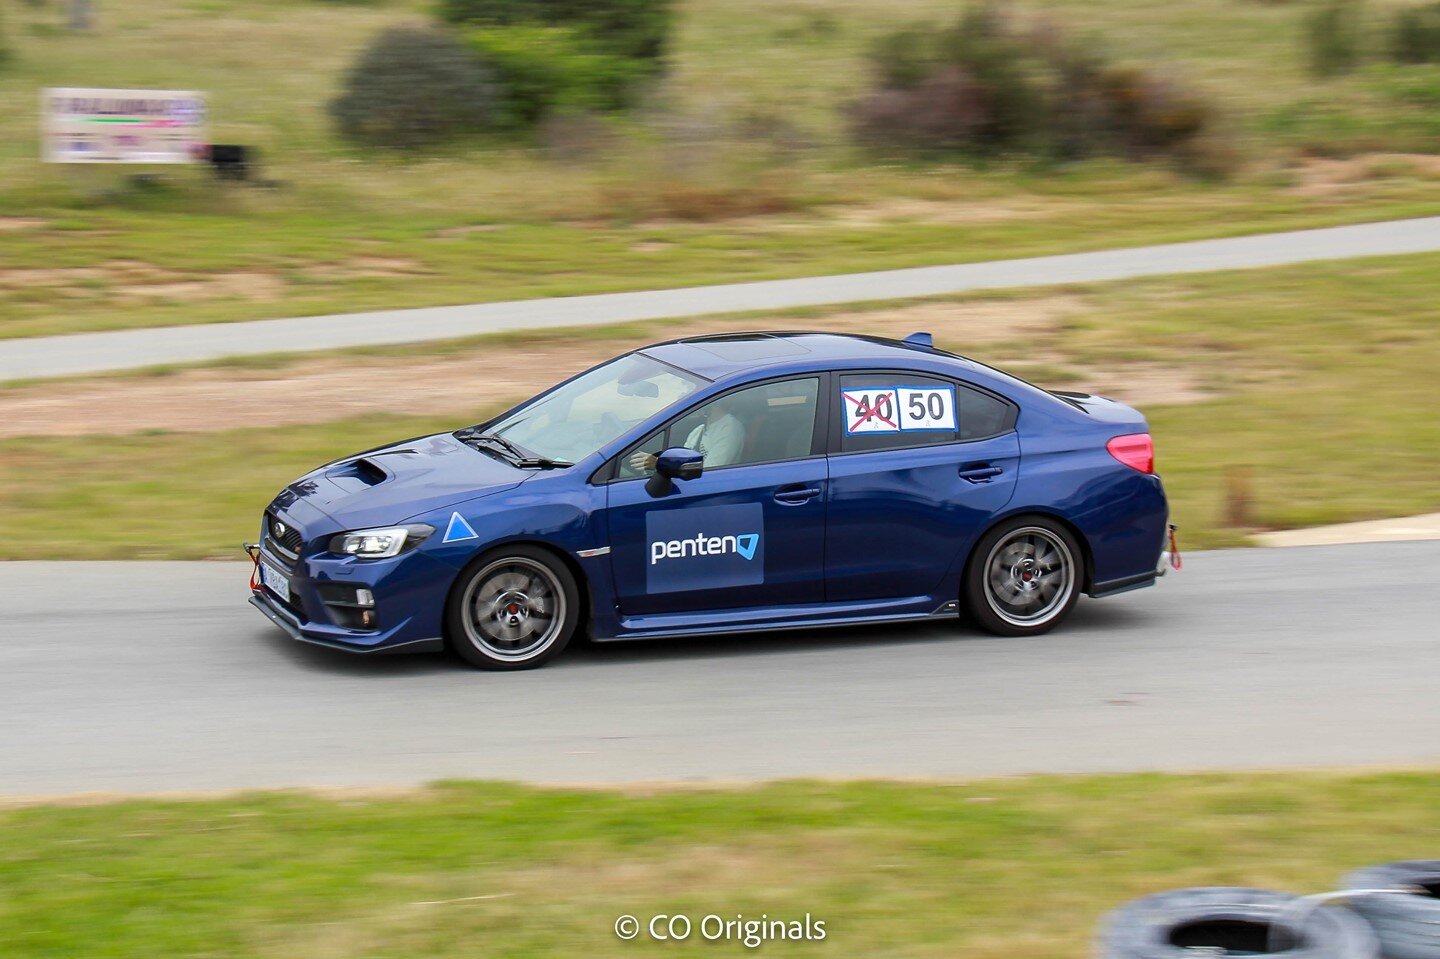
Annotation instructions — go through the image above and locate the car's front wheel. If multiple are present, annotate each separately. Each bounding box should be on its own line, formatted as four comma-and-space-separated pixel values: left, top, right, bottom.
964, 516, 1083, 637
447, 546, 580, 670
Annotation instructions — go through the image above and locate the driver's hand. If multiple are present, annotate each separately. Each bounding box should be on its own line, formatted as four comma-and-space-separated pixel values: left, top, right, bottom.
629, 451, 657, 473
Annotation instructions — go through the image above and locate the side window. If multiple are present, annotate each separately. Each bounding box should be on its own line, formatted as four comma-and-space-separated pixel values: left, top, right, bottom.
617, 377, 820, 479
957, 383, 1017, 440
837, 373, 1014, 453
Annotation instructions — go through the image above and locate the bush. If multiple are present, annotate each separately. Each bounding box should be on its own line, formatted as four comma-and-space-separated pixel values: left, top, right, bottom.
855, 4, 1046, 155
1306, 0, 1364, 77
437, 0, 673, 63
1390, 2, 1440, 62
853, 2, 1221, 170
467, 25, 647, 128
331, 26, 500, 149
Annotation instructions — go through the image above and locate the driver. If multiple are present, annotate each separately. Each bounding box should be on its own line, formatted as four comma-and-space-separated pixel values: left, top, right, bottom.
629, 401, 746, 473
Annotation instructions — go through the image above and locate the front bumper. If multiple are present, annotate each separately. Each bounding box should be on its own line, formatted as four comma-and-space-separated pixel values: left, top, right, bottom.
248, 591, 443, 654
247, 534, 450, 654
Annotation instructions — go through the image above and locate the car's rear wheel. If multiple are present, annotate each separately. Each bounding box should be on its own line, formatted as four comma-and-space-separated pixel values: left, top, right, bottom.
964, 516, 1082, 637
447, 546, 579, 670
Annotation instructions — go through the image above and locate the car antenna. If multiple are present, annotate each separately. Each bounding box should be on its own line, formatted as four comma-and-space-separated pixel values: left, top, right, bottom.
902, 331, 934, 348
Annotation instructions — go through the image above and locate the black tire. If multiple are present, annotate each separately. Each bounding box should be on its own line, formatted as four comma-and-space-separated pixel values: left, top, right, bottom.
1342, 861, 1440, 959
963, 515, 1083, 637
445, 545, 580, 670
1097, 887, 1380, 959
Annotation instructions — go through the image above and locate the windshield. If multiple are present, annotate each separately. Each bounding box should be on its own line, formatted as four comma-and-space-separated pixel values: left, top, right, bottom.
480, 353, 704, 463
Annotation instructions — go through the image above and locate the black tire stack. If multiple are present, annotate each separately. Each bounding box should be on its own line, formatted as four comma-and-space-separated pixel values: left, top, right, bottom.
1097, 887, 1379, 958
1342, 861, 1440, 959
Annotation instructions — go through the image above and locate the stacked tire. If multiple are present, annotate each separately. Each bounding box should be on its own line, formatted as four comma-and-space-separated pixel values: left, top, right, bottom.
1343, 861, 1440, 959
1097, 887, 1379, 958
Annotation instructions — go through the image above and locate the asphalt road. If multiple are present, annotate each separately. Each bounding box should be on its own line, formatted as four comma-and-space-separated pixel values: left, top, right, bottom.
6, 216, 1440, 381
1, 541, 1435, 796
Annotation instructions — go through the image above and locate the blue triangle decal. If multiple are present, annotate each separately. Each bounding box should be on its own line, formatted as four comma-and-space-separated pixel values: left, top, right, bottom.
735, 533, 759, 561
443, 512, 479, 543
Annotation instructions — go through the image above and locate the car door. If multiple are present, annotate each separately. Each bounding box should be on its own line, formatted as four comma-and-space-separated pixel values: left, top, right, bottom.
604, 375, 829, 618
825, 371, 1019, 602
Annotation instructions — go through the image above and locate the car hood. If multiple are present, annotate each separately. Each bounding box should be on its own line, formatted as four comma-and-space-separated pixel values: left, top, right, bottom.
285, 432, 527, 531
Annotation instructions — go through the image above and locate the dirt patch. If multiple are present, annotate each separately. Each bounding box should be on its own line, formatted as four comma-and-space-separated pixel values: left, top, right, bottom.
431, 223, 508, 239
814, 296, 1084, 345
0, 297, 1205, 438
302, 256, 432, 280
0, 255, 433, 302
1040, 362, 1212, 407
828, 197, 1063, 228
116, 271, 285, 301
0, 217, 47, 232
0, 267, 107, 290
1287, 152, 1440, 197
630, 196, 1069, 233
0, 260, 286, 302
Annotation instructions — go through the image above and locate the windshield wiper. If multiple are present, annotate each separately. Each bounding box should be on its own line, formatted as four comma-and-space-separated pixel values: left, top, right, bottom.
513, 456, 573, 470
456, 429, 571, 470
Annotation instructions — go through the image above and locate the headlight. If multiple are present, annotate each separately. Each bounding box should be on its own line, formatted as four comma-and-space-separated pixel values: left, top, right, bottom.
329, 524, 434, 559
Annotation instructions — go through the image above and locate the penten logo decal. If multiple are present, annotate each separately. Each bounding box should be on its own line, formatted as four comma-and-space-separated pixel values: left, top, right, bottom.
645, 503, 765, 594
650, 532, 760, 565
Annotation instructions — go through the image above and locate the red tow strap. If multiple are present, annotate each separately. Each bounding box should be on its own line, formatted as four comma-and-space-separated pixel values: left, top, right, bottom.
1168, 524, 1182, 571
244, 543, 262, 590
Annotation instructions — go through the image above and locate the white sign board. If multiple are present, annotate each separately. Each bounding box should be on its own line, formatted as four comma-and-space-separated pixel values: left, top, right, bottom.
42, 88, 207, 164
842, 385, 957, 434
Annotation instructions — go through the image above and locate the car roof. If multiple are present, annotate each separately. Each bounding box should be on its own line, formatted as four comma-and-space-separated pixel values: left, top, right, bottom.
639, 331, 975, 381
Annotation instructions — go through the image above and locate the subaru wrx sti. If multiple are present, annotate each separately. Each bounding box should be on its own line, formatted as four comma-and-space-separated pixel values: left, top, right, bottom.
249, 331, 1174, 669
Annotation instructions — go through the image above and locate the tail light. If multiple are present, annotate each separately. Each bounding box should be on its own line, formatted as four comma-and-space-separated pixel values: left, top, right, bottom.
1107, 432, 1155, 474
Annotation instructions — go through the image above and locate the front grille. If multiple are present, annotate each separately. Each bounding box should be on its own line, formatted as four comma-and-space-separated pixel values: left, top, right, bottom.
265, 511, 305, 559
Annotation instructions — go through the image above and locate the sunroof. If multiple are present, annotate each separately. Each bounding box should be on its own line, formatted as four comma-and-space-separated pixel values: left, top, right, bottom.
685, 334, 810, 361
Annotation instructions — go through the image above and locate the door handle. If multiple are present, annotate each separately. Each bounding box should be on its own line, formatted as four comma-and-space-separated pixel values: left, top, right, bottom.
774, 486, 822, 504
959, 465, 1004, 483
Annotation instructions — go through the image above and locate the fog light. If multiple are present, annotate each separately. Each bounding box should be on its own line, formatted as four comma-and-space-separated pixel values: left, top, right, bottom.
361, 610, 376, 628
355, 588, 374, 607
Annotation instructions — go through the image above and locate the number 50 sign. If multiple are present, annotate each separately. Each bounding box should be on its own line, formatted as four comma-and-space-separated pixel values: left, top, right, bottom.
842, 385, 956, 434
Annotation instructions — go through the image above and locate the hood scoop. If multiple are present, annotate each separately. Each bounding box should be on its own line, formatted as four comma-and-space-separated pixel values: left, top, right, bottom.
328, 456, 391, 488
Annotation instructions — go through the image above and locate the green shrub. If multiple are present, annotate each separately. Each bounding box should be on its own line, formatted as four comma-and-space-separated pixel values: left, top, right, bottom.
437, 0, 673, 63
467, 25, 646, 128
1390, 2, 1440, 62
1306, 0, 1364, 77
868, 26, 940, 90
853, 2, 1221, 171
330, 26, 500, 149
855, 4, 1046, 155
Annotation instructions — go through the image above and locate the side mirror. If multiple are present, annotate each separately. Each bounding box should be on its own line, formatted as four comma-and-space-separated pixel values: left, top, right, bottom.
656, 447, 703, 480
646, 447, 703, 497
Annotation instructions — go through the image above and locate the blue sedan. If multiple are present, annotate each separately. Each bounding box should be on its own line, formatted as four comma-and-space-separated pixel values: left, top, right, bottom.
248, 331, 1173, 669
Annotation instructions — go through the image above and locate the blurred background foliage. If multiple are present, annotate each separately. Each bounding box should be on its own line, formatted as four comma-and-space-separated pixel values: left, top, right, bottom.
3, 0, 1440, 555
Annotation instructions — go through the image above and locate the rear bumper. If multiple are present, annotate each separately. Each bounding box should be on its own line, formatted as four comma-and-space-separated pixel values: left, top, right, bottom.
248, 589, 443, 655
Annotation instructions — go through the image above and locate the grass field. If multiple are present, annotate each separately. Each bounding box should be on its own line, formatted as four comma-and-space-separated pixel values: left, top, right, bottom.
2, 0, 1440, 338
1, 771, 1436, 958
2, 253, 1438, 558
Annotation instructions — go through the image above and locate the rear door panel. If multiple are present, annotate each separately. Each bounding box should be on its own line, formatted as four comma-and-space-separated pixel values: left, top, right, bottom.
824, 433, 1019, 601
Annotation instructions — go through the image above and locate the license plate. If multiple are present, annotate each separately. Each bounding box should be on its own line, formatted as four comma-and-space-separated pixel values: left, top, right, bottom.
260, 561, 291, 599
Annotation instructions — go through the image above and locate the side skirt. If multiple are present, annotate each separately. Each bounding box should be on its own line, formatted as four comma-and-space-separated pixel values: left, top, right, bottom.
595, 601, 961, 644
